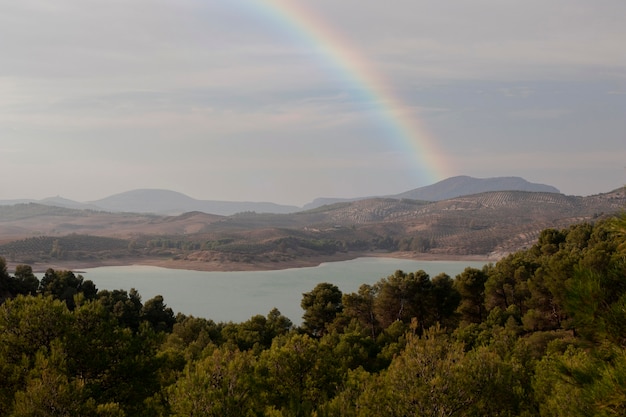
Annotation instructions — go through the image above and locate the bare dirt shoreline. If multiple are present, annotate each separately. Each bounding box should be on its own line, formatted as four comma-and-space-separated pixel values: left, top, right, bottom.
10, 252, 497, 274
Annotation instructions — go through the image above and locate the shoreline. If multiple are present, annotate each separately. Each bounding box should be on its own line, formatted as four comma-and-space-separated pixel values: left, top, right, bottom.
8, 251, 498, 274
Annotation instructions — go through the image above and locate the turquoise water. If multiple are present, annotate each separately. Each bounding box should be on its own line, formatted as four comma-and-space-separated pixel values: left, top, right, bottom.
82, 258, 487, 324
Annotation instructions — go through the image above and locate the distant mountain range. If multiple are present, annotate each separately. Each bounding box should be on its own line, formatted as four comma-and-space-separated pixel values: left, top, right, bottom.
1, 187, 624, 267
0, 190, 300, 216
0, 175, 562, 216
393, 175, 560, 201
89, 189, 300, 215
303, 176, 560, 209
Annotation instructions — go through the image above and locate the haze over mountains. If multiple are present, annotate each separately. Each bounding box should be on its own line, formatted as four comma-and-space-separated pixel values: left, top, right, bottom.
0, 175, 623, 269
303, 176, 560, 210
0, 176, 562, 216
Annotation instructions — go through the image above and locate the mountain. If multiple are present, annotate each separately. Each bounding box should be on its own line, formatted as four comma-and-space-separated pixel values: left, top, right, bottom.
302, 176, 560, 210
0, 199, 36, 206
0, 176, 564, 215
39, 196, 101, 211
0, 197, 98, 211
2, 188, 624, 268
89, 189, 200, 214
89, 189, 300, 215
302, 197, 363, 210
393, 176, 560, 201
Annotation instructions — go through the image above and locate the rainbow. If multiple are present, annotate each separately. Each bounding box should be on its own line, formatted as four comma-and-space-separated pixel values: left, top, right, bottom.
250, 0, 450, 183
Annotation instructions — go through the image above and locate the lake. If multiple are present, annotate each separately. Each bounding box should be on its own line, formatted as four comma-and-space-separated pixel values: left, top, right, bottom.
82, 257, 488, 324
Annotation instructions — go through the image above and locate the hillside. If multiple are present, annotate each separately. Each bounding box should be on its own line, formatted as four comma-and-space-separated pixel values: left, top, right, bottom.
3, 215, 625, 416
90, 189, 300, 215
301, 175, 559, 209
2, 175, 561, 216
1, 187, 624, 270
392, 175, 560, 201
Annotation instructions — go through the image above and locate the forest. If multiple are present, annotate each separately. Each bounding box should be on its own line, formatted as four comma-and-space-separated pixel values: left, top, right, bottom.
1, 214, 625, 417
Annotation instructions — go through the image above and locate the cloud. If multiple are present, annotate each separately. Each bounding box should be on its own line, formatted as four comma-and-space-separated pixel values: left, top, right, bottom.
0, 0, 624, 203
300, 1, 626, 92
507, 108, 572, 120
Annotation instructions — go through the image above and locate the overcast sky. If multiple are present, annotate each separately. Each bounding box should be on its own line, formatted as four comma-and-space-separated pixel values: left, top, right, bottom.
1, 0, 624, 206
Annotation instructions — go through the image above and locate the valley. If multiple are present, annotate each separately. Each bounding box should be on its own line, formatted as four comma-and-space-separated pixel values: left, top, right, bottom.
1, 186, 624, 272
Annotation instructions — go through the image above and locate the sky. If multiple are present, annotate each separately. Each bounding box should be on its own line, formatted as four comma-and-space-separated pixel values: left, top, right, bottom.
1, 0, 625, 206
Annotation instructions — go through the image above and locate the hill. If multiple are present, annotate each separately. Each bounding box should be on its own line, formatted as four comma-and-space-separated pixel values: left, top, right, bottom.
1, 186, 624, 270
393, 175, 560, 201
0, 190, 300, 216
1, 175, 561, 215
89, 189, 300, 215
302, 175, 560, 210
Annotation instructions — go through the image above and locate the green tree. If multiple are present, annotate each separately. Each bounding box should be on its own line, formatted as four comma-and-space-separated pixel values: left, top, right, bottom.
454, 267, 489, 324
98, 288, 143, 331
484, 254, 533, 314
533, 345, 602, 417
564, 265, 626, 347
406, 270, 435, 333
372, 270, 433, 330
315, 367, 372, 417
431, 272, 461, 329
0, 295, 70, 365
10, 339, 125, 417
359, 325, 527, 417
258, 333, 340, 416
141, 295, 175, 333
342, 284, 379, 338
11, 340, 87, 417
609, 212, 626, 255
265, 307, 293, 340
163, 315, 220, 360
222, 308, 292, 352
326, 321, 380, 372
0, 256, 11, 302
13, 264, 40, 296
168, 347, 259, 417
39, 269, 84, 310
0, 293, 164, 417
301, 283, 343, 337
0, 295, 71, 415
222, 315, 268, 352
